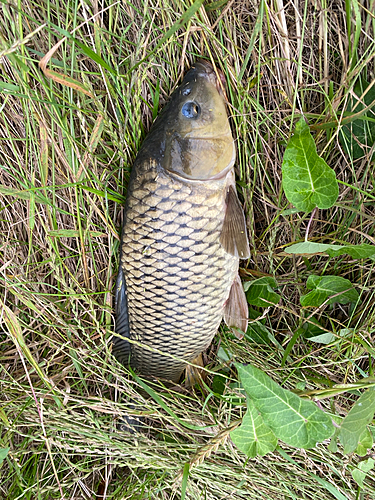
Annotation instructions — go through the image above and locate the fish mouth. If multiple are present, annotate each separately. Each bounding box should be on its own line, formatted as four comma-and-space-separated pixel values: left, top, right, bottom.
193, 60, 226, 97
167, 162, 234, 182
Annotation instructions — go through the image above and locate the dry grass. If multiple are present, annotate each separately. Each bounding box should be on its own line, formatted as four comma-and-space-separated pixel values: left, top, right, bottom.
1, 0, 375, 498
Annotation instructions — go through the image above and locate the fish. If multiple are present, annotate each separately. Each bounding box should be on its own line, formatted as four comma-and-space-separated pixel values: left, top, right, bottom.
113, 61, 250, 384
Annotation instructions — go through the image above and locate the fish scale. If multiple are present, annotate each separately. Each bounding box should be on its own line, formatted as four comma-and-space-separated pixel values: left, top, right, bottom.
114, 159, 238, 382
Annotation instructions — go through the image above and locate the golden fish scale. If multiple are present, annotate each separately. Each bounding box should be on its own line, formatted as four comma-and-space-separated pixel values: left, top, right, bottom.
120, 160, 238, 382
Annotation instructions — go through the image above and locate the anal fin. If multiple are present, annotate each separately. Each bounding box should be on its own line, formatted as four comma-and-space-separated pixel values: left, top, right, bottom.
224, 274, 248, 339
220, 185, 250, 259
183, 353, 205, 387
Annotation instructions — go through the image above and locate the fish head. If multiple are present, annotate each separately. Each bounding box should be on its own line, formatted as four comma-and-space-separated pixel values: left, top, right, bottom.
163, 61, 235, 180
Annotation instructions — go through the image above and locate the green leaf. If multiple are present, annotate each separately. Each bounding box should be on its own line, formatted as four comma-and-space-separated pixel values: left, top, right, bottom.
315, 328, 347, 344
282, 207, 301, 216
298, 319, 353, 344
300, 275, 359, 307
297, 317, 326, 339
286, 241, 375, 259
0, 447, 9, 468
245, 277, 280, 307
236, 364, 334, 448
212, 371, 229, 395
339, 79, 375, 160
230, 399, 277, 457
328, 427, 340, 453
282, 118, 338, 212
217, 346, 233, 363
303, 330, 335, 345
355, 427, 374, 457
339, 388, 375, 454
351, 458, 375, 488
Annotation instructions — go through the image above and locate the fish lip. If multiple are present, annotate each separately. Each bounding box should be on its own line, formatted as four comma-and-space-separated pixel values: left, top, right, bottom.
167, 163, 234, 182
194, 60, 215, 75
193, 60, 226, 97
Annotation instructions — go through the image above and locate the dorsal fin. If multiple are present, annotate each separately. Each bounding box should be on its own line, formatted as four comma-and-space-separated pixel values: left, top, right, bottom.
224, 274, 248, 339
220, 185, 250, 259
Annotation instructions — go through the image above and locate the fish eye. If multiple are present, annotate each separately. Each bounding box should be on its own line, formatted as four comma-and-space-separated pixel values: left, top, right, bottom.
181, 101, 201, 119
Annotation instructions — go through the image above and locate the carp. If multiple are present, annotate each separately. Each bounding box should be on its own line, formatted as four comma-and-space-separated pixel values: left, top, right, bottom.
113, 61, 249, 383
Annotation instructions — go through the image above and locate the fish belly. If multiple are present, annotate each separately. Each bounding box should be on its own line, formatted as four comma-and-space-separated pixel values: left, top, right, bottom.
116, 161, 238, 382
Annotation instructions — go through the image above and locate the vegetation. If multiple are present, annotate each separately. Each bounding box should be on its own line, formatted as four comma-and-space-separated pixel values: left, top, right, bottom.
1, 0, 375, 498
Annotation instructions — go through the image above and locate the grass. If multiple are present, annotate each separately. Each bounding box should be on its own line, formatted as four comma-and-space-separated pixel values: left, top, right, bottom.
1, 0, 375, 498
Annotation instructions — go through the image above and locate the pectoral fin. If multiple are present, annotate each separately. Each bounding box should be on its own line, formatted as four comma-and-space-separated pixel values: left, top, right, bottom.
224, 274, 248, 339
220, 185, 250, 259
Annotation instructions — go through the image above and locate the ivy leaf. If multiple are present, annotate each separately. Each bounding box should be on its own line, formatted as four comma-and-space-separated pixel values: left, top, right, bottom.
286, 241, 375, 259
339, 79, 375, 160
300, 275, 359, 307
282, 207, 301, 216
245, 277, 280, 307
339, 388, 375, 454
230, 399, 277, 457
355, 427, 374, 457
282, 118, 339, 212
236, 364, 334, 449
212, 369, 230, 395
351, 458, 375, 488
